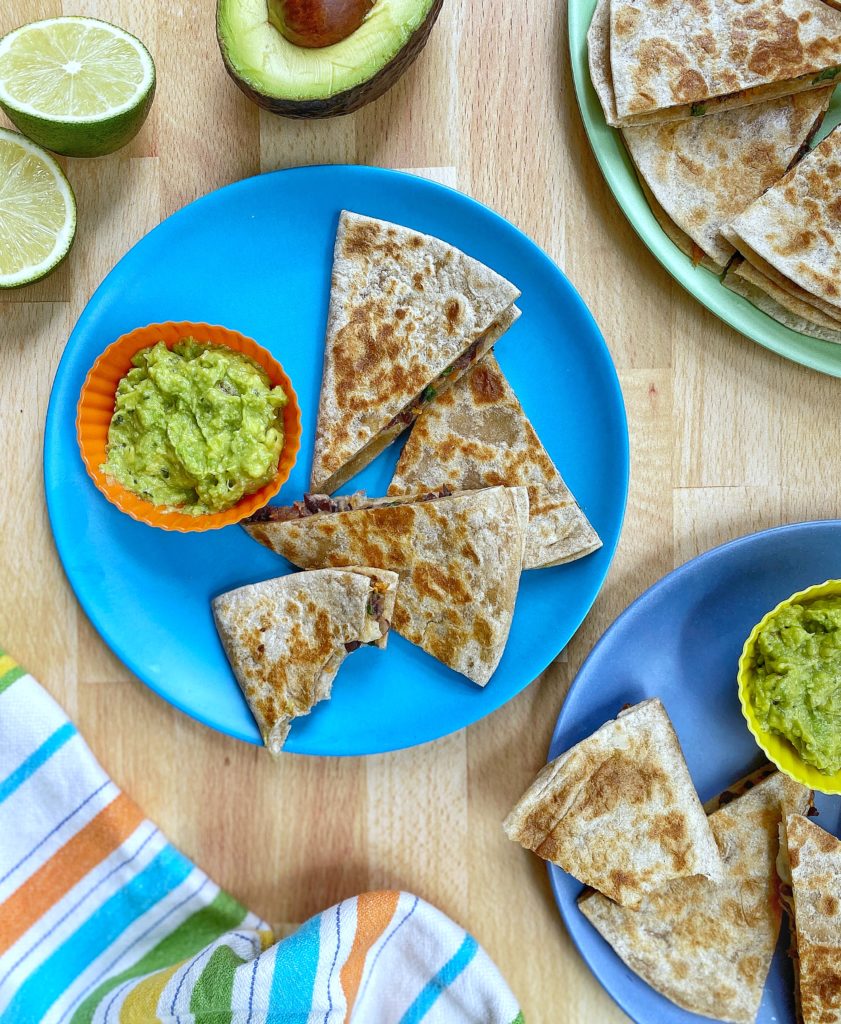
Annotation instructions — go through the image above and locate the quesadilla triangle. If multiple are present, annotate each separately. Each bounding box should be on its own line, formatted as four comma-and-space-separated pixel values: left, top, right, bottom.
724, 258, 841, 345
310, 211, 522, 495
387, 353, 601, 570
503, 699, 723, 908
587, 0, 833, 268
623, 91, 832, 270
243, 486, 529, 686
212, 567, 399, 756
778, 814, 841, 1024
609, 0, 841, 126
724, 126, 841, 316
579, 770, 814, 1024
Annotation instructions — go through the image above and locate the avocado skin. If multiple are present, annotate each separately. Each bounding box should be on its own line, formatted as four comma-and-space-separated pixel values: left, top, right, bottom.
217, 0, 444, 119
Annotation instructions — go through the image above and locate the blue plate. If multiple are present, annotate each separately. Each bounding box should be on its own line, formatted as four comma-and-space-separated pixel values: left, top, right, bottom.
549, 520, 841, 1024
44, 165, 629, 755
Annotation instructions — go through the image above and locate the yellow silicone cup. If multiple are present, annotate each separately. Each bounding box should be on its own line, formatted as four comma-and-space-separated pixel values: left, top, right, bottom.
76, 321, 302, 532
737, 579, 841, 796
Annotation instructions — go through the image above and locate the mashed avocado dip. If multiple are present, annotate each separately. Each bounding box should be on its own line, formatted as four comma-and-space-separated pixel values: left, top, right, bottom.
748, 597, 841, 774
102, 339, 287, 515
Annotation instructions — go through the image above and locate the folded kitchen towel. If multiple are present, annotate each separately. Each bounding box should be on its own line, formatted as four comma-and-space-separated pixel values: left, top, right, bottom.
0, 650, 523, 1024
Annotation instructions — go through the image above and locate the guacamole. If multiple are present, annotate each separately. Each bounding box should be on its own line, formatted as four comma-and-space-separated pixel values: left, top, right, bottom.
102, 339, 287, 515
748, 597, 841, 774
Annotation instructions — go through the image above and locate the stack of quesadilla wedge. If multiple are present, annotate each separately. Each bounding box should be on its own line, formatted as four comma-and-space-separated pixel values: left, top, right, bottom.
608, 0, 841, 126
213, 567, 398, 756
723, 126, 841, 344
778, 814, 841, 1024
503, 699, 723, 906
244, 486, 529, 686
310, 211, 521, 494
579, 769, 813, 1024
588, 0, 835, 271
387, 353, 601, 570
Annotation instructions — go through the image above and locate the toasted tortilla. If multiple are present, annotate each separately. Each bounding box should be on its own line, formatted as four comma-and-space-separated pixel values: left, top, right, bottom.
579, 771, 813, 1024
386, 354, 601, 570
587, 0, 832, 266
212, 567, 398, 756
623, 92, 832, 268
609, 0, 841, 126
779, 814, 841, 1024
724, 258, 841, 343
244, 486, 529, 686
724, 126, 841, 314
310, 211, 521, 494
503, 699, 723, 907
587, 0, 620, 125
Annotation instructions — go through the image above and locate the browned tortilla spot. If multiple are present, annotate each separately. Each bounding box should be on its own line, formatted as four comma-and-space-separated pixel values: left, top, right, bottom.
467, 362, 506, 404
746, 17, 804, 75
580, 750, 669, 819
819, 894, 839, 916
444, 297, 464, 333
614, 4, 641, 35
472, 616, 493, 646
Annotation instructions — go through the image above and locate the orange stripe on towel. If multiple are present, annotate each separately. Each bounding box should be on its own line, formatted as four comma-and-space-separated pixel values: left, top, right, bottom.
0, 793, 145, 956
341, 890, 400, 1021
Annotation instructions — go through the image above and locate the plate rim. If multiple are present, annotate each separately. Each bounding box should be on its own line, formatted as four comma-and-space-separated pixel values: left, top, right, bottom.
566, 1, 841, 379
43, 163, 631, 755
545, 517, 841, 1023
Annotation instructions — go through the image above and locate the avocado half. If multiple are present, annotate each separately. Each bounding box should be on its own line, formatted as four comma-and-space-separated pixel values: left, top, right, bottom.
217, 0, 444, 118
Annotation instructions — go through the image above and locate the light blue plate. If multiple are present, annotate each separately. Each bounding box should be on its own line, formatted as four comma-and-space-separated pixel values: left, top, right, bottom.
44, 165, 629, 755
549, 520, 841, 1024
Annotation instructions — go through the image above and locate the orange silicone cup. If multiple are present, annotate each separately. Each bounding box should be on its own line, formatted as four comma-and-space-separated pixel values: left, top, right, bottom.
76, 321, 302, 532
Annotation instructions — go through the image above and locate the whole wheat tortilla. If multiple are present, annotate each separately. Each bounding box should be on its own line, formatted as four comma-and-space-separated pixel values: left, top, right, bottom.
579, 771, 813, 1024
310, 211, 521, 494
212, 567, 398, 756
724, 258, 841, 343
504, 699, 723, 908
587, 0, 620, 125
587, 0, 832, 266
623, 91, 832, 268
724, 125, 841, 313
782, 814, 841, 1024
609, 0, 841, 126
244, 487, 529, 686
387, 353, 601, 570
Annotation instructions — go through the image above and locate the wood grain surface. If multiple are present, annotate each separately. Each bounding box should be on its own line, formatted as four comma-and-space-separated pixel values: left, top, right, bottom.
2, 2, 840, 1021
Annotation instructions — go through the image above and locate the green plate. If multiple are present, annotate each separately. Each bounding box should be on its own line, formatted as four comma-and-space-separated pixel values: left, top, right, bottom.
568, 1, 841, 377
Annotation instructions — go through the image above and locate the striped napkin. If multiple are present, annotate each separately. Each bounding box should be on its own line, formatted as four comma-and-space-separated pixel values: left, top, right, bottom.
0, 650, 523, 1024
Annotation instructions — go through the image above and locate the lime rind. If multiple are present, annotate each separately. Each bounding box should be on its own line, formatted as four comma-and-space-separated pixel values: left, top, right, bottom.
0, 126, 76, 288
0, 17, 154, 123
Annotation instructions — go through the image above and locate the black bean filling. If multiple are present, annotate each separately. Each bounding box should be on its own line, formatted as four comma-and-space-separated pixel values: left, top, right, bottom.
248, 486, 453, 524
385, 337, 486, 430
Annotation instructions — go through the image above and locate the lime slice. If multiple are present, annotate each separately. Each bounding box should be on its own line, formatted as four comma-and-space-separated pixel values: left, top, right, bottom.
0, 127, 76, 288
0, 17, 155, 158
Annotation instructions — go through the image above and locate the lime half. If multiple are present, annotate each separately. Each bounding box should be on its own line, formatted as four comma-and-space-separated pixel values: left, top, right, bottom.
0, 127, 76, 288
0, 17, 155, 158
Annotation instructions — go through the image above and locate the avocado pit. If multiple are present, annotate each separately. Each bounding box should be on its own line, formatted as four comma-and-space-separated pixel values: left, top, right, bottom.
268, 0, 375, 48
